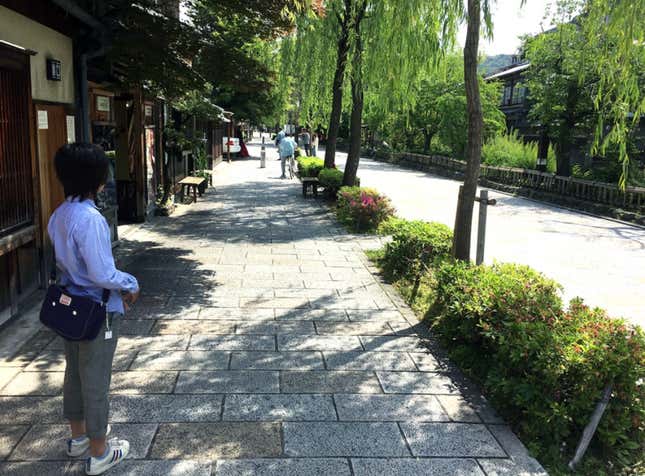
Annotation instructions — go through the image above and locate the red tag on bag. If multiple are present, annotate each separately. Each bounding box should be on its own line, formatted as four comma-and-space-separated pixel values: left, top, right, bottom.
59, 294, 72, 306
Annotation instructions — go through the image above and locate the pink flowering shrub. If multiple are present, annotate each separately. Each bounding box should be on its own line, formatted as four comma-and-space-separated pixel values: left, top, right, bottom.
336, 186, 395, 232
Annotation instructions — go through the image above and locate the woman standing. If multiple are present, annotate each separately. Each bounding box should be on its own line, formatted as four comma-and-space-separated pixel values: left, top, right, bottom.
48, 144, 139, 475
311, 132, 319, 157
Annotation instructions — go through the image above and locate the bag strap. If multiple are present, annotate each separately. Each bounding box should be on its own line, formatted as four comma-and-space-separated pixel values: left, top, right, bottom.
51, 245, 111, 305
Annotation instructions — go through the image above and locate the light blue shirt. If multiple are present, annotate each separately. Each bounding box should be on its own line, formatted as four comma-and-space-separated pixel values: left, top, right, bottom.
278, 137, 296, 158
48, 197, 139, 314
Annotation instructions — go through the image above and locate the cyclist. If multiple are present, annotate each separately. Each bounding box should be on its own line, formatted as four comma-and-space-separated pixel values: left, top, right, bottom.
278, 133, 297, 179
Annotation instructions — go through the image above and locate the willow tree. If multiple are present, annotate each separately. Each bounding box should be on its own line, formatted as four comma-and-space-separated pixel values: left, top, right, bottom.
584, 0, 645, 188
342, 0, 463, 185
451, 0, 493, 260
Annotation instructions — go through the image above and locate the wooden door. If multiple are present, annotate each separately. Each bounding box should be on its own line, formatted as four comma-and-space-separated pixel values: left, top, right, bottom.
35, 104, 68, 237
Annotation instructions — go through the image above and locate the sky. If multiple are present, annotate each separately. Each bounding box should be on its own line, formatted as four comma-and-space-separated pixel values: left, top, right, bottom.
458, 0, 555, 55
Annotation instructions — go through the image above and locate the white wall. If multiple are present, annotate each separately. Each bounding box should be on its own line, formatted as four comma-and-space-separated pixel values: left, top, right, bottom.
0, 5, 75, 104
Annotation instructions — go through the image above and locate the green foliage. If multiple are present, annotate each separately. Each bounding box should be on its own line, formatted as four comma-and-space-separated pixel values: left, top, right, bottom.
369, 54, 506, 158
482, 132, 556, 172
524, 0, 645, 182
429, 260, 644, 472
380, 219, 453, 279
318, 168, 344, 194
296, 157, 324, 177
336, 186, 395, 232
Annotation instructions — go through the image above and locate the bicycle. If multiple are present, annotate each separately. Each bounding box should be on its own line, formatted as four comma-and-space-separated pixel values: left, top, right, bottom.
287, 155, 295, 179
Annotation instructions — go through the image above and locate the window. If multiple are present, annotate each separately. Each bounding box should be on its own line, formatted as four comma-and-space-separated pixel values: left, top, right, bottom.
512, 84, 526, 105
502, 84, 513, 105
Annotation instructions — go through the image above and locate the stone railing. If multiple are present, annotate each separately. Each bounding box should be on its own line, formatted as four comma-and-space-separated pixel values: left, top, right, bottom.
391, 152, 645, 215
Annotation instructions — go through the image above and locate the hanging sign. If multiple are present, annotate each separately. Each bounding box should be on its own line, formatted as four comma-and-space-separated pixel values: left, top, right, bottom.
37, 110, 49, 130
96, 96, 110, 112
66, 116, 76, 143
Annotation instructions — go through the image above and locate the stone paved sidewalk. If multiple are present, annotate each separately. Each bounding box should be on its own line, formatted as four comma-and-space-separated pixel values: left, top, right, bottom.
0, 152, 547, 475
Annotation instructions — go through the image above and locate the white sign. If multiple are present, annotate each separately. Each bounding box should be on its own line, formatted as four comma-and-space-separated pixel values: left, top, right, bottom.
66, 115, 76, 143
37, 110, 48, 130
145, 105, 153, 117
96, 96, 110, 112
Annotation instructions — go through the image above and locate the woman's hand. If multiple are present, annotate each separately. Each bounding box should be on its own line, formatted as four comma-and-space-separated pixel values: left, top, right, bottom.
122, 289, 140, 311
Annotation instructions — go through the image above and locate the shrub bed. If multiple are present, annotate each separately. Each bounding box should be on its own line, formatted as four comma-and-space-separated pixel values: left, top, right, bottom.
318, 168, 344, 197
378, 217, 452, 279
296, 157, 324, 178
336, 186, 395, 232
370, 221, 645, 474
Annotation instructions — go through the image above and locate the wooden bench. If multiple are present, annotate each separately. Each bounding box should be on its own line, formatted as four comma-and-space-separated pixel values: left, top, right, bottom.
179, 176, 206, 203
302, 177, 320, 198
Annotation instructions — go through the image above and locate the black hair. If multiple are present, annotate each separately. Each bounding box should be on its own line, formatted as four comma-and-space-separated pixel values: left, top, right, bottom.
54, 143, 110, 201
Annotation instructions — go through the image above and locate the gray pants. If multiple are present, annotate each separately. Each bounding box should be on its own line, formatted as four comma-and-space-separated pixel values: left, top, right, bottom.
63, 313, 121, 439
281, 155, 293, 177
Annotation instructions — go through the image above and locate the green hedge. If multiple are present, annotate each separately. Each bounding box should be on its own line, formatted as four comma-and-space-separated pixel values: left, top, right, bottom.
336, 186, 395, 232
318, 168, 344, 195
431, 261, 644, 470
296, 157, 324, 178
372, 220, 644, 472
379, 218, 452, 279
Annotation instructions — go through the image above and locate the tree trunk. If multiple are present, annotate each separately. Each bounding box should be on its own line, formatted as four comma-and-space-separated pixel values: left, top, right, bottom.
422, 129, 433, 155
343, 1, 367, 187
452, 0, 483, 261
324, 1, 352, 169
556, 82, 577, 176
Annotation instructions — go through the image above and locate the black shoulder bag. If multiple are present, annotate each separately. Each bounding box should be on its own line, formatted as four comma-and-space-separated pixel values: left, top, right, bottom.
39, 249, 110, 341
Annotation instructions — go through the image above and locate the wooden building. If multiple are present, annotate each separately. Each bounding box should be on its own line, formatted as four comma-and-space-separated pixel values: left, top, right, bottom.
0, 0, 80, 324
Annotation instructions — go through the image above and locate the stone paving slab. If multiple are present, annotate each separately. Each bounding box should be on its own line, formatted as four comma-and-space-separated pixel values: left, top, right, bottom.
222, 394, 337, 421
110, 371, 178, 394
277, 335, 362, 351
400, 422, 507, 457
0, 425, 29, 459
230, 351, 325, 370
0, 371, 63, 396
315, 321, 394, 335
0, 397, 61, 423
376, 372, 460, 395
119, 319, 156, 335
189, 335, 276, 351
275, 309, 348, 321
334, 394, 447, 421
283, 422, 410, 457
215, 458, 352, 476
234, 321, 315, 335
150, 422, 282, 459
110, 395, 222, 422
8, 423, 157, 460
151, 320, 236, 335
0, 460, 213, 475
279, 371, 382, 394
0, 367, 21, 388
175, 371, 279, 394
130, 350, 230, 371
437, 395, 482, 422
198, 307, 275, 320
351, 458, 485, 476
359, 336, 428, 352
477, 457, 549, 476
25, 349, 137, 372
323, 351, 417, 371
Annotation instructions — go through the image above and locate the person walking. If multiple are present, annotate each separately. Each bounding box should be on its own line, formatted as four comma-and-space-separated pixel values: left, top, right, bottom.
311, 132, 319, 157
48, 143, 140, 475
278, 133, 297, 178
301, 128, 311, 156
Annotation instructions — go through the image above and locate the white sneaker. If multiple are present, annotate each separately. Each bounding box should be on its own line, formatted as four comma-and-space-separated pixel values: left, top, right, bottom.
85, 438, 130, 475
66, 424, 112, 457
